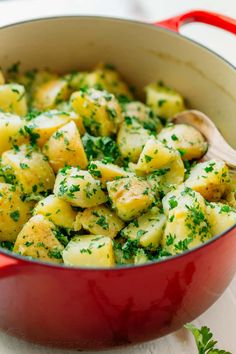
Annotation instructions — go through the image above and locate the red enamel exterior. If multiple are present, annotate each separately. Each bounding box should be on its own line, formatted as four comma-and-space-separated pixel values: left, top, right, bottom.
0, 10, 235, 350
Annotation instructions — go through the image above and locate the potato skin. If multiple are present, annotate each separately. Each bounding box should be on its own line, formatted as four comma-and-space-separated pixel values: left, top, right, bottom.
43, 121, 88, 173
13, 214, 64, 264
1, 144, 55, 194
0, 84, 27, 116
158, 123, 207, 160
34, 194, 77, 229
0, 112, 26, 154
54, 167, 107, 208
0, 183, 34, 242
62, 235, 115, 267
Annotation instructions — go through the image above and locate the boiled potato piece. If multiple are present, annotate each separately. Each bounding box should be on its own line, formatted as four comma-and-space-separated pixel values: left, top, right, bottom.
79, 205, 124, 238
121, 208, 166, 248
13, 214, 64, 264
0, 112, 26, 154
162, 187, 211, 254
1, 144, 55, 194
123, 101, 162, 132
63, 71, 88, 90
158, 124, 207, 160
26, 110, 85, 147
62, 235, 115, 267
34, 194, 77, 229
71, 88, 123, 136
0, 70, 5, 85
54, 167, 107, 208
0, 183, 34, 242
43, 121, 88, 172
185, 160, 231, 201
206, 202, 236, 237
107, 176, 154, 221
88, 160, 131, 186
134, 249, 149, 265
117, 119, 151, 163
33, 79, 70, 110
0, 84, 27, 116
145, 83, 185, 119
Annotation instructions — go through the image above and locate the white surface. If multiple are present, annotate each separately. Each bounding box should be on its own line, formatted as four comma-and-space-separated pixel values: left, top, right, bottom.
0, 0, 235, 353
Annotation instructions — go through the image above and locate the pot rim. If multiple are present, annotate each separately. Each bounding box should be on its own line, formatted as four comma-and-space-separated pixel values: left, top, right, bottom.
0, 14, 235, 271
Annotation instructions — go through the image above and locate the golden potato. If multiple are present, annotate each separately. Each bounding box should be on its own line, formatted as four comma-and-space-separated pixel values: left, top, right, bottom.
79, 205, 124, 238
71, 88, 123, 136
185, 160, 231, 201
117, 119, 151, 162
206, 202, 236, 237
145, 83, 185, 120
0, 84, 27, 116
0, 112, 26, 154
33, 79, 70, 110
34, 194, 77, 229
13, 214, 64, 264
107, 176, 154, 221
158, 123, 207, 160
62, 235, 115, 267
0, 70, 5, 85
43, 121, 88, 172
0, 183, 34, 242
88, 160, 131, 186
54, 167, 107, 208
121, 208, 166, 248
1, 144, 55, 194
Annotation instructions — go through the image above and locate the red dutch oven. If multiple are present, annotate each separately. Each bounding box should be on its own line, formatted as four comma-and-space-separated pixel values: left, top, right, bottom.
0, 10, 236, 350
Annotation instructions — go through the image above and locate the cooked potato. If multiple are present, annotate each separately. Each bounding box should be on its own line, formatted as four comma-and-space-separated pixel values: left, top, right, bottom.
145, 83, 185, 120
121, 208, 166, 248
107, 176, 154, 221
0, 70, 5, 85
71, 88, 123, 136
1, 144, 55, 194
63, 71, 88, 91
185, 160, 231, 201
43, 121, 88, 172
79, 205, 124, 238
88, 160, 131, 186
26, 110, 85, 147
54, 167, 107, 208
0, 112, 26, 154
158, 124, 207, 160
206, 202, 236, 237
0, 84, 27, 116
13, 214, 64, 263
33, 79, 70, 110
62, 235, 115, 267
0, 183, 34, 242
34, 194, 77, 229
117, 119, 151, 163
134, 249, 149, 265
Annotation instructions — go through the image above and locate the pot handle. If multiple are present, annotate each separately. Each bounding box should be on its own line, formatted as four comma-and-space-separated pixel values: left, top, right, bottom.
154, 10, 236, 35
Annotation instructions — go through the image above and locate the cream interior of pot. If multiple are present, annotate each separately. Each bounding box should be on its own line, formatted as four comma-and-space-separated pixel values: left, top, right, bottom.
0, 17, 235, 146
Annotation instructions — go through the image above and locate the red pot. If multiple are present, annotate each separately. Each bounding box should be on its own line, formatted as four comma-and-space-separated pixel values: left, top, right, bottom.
0, 10, 235, 350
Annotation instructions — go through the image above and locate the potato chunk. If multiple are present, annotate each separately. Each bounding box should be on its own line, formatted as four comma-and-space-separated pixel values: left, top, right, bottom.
121, 208, 166, 248
13, 215, 64, 264
33, 79, 70, 110
0, 112, 26, 154
0, 84, 27, 116
107, 176, 154, 221
79, 205, 124, 238
1, 144, 55, 194
0, 183, 34, 242
206, 202, 236, 237
54, 167, 107, 208
158, 124, 207, 160
0, 70, 5, 85
88, 160, 131, 187
71, 88, 123, 136
185, 160, 231, 201
43, 121, 88, 172
117, 119, 151, 163
26, 110, 85, 147
62, 235, 115, 267
145, 83, 185, 119
34, 195, 77, 229
162, 187, 211, 254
